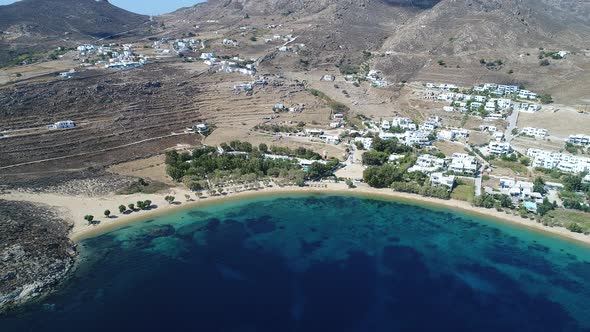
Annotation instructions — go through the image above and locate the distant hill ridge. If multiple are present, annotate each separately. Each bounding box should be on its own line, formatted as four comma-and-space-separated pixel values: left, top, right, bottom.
0, 0, 152, 64
0, 0, 149, 38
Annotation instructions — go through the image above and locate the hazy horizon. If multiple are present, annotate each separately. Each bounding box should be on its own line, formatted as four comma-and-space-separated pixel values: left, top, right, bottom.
0, 0, 204, 15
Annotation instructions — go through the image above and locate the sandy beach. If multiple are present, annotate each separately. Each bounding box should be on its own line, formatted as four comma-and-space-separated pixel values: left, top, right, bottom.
2, 183, 590, 246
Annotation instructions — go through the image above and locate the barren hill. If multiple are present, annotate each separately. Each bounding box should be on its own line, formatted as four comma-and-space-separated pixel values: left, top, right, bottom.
0, 0, 152, 64
163, 0, 590, 98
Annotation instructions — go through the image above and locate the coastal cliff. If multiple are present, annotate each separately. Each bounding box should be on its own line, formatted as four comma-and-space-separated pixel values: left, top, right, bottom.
0, 200, 77, 312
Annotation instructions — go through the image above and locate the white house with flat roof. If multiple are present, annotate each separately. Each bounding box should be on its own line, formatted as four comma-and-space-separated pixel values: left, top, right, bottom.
48, 120, 75, 130
408, 154, 446, 173
567, 134, 590, 146
527, 148, 590, 173
518, 90, 538, 100
517, 103, 541, 113
521, 127, 548, 138
391, 117, 417, 131
430, 172, 456, 188
488, 142, 512, 155
449, 153, 478, 174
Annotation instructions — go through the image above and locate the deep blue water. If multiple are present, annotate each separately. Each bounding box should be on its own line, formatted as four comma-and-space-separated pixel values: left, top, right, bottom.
2, 194, 590, 332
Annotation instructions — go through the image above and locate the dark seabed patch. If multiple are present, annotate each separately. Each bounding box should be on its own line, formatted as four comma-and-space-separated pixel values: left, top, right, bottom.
1, 195, 589, 332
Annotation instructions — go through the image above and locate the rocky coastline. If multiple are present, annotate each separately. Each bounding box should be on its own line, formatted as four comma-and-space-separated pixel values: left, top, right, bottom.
0, 200, 77, 313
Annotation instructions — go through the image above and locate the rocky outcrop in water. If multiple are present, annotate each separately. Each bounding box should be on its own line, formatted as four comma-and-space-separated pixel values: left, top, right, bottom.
0, 200, 76, 312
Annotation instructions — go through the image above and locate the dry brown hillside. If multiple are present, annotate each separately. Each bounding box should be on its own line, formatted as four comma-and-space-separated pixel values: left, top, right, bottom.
0, 0, 154, 65
162, 0, 590, 102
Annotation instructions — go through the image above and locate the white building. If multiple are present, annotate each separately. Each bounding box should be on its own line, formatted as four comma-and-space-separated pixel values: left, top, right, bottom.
473, 95, 487, 103
493, 132, 505, 142
222, 39, 239, 47
391, 117, 417, 131
521, 127, 548, 138
200, 53, 215, 60
527, 148, 590, 174
499, 177, 516, 190
497, 98, 514, 110
405, 131, 431, 146
233, 83, 253, 91
429, 172, 456, 188
451, 128, 470, 139
518, 103, 541, 113
484, 101, 497, 112
497, 85, 520, 94
567, 134, 590, 146
193, 124, 209, 132
354, 137, 373, 150
518, 90, 538, 100
488, 142, 512, 155
305, 129, 324, 136
449, 153, 478, 174
48, 120, 75, 130
408, 154, 446, 173
320, 135, 340, 145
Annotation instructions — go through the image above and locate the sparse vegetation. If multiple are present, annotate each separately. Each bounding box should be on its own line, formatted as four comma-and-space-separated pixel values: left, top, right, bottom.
451, 180, 475, 202
308, 88, 349, 113
117, 178, 169, 195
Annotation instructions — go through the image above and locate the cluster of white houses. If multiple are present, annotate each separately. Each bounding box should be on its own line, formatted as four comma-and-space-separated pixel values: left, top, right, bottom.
356, 116, 472, 148
386, 152, 479, 189
77, 43, 146, 70
426, 82, 543, 116
153, 38, 205, 55
201, 53, 257, 76
527, 148, 590, 174
498, 178, 544, 207
408, 152, 479, 188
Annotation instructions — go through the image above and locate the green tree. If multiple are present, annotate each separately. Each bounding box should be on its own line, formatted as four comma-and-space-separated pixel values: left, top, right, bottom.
84, 215, 94, 225
119, 205, 127, 213
128, 203, 135, 211
307, 162, 332, 180
362, 151, 389, 166
104, 210, 111, 218
345, 178, 355, 188
166, 165, 185, 182
533, 177, 545, 193
539, 94, 553, 104
259, 143, 269, 153
567, 223, 583, 233
563, 175, 583, 192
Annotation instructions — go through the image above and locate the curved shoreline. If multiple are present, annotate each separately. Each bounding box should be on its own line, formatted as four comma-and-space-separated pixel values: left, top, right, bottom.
3, 183, 590, 246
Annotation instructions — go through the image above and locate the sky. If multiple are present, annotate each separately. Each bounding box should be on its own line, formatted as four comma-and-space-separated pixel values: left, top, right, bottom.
0, 0, 205, 15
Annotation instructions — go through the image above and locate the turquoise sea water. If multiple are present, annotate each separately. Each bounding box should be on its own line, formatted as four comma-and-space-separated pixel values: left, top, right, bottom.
2, 193, 590, 331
